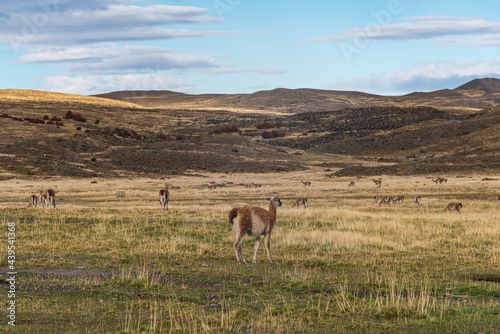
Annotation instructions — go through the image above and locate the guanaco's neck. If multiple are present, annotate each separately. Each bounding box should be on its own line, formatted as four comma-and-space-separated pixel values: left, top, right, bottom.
268, 200, 277, 221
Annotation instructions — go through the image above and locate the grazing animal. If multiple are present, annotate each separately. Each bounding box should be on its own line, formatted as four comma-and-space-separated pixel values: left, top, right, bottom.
372, 196, 378, 205
443, 203, 462, 213
228, 196, 282, 264
27, 194, 38, 208
413, 196, 421, 206
159, 183, 170, 211
291, 198, 307, 208
38, 189, 48, 208
301, 181, 311, 187
372, 178, 382, 187
45, 188, 56, 208
207, 185, 217, 190
379, 196, 393, 207
433, 177, 448, 185
393, 195, 404, 204
348, 181, 355, 187
253, 183, 262, 188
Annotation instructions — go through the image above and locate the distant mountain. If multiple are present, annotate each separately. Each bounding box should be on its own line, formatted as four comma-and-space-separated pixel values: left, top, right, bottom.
96, 78, 500, 113
454, 77, 500, 92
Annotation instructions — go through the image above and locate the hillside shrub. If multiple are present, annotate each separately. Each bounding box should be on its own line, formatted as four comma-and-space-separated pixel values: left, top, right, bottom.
26, 118, 45, 124
64, 110, 87, 122
256, 122, 273, 129
261, 129, 285, 139
242, 130, 256, 137
209, 125, 239, 135
156, 133, 170, 140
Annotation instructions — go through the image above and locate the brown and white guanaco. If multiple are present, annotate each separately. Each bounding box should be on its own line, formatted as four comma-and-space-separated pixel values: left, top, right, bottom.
159, 183, 170, 211
229, 197, 282, 264
291, 198, 307, 208
443, 202, 462, 213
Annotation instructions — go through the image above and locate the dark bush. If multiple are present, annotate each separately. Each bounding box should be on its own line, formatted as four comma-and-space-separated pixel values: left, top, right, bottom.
156, 133, 168, 140
64, 110, 87, 122
113, 128, 132, 138
27, 118, 45, 124
256, 122, 273, 129
261, 129, 285, 139
209, 125, 239, 135
242, 130, 256, 137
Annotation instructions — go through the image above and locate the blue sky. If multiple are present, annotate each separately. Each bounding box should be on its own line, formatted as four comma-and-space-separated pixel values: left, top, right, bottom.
1, 0, 500, 95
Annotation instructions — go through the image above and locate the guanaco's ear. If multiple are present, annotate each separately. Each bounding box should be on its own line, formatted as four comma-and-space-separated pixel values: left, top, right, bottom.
265, 198, 271, 201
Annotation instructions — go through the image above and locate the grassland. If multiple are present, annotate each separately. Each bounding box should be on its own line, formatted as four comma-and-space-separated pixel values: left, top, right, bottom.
1, 170, 499, 333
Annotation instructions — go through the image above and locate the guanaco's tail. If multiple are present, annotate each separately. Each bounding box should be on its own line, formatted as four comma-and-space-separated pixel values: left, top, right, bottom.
228, 208, 239, 225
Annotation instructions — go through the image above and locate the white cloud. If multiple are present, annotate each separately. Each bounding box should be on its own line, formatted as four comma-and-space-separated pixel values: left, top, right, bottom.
22, 45, 287, 94
328, 58, 500, 94
314, 16, 500, 42
436, 33, 500, 47
205, 67, 289, 75
19, 45, 180, 63
19, 45, 285, 79
0, 2, 232, 47
45, 73, 198, 95
19, 45, 228, 74
1, 1, 286, 95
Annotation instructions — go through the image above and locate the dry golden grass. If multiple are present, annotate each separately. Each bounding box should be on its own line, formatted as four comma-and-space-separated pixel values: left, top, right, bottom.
0, 170, 499, 332
0, 89, 147, 109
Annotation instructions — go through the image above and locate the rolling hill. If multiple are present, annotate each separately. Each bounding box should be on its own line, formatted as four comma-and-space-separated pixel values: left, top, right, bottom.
96, 77, 500, 113
1, 78, 500, 178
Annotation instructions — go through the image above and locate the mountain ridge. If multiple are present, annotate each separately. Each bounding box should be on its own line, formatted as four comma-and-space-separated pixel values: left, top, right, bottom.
95, 77, 500, 113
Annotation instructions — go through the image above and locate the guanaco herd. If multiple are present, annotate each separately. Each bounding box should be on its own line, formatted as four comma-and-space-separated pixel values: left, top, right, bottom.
25, 179, 499, 264
26, 188, 56, 209
244, 183, 262, 188
432, 177, 448, 184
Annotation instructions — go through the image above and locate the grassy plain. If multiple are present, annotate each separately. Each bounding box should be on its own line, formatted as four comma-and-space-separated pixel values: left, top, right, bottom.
1, 170, 499, 333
